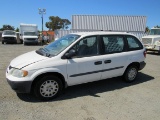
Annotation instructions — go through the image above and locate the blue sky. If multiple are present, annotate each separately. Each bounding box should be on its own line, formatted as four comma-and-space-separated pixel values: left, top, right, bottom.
0, 0, 160, 30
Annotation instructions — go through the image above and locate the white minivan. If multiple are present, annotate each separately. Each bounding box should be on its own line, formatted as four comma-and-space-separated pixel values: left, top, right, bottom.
6, 32, 146, 101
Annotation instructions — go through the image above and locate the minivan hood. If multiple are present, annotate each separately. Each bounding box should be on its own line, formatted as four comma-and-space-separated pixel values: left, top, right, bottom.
142, 35, 160, 39
10, 51, 47, 69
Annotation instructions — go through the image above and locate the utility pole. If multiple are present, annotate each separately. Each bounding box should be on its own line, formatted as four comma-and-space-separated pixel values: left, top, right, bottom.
38, 8, 46, 45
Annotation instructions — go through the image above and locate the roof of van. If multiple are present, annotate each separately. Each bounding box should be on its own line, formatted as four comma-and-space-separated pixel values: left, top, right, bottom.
70, 31, 135, 36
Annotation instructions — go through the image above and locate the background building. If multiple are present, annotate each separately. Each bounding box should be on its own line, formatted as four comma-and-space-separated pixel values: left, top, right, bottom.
55, 15, 148, 40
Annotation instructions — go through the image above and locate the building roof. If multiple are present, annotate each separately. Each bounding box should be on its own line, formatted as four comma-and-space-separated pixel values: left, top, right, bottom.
72, 15, 147, 32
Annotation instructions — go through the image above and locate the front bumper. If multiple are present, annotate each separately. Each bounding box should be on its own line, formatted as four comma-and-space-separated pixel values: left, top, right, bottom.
139, 61, 146, 70
7, 78, 32, 93
24, 40, 38, 44
2, 38, 17, 43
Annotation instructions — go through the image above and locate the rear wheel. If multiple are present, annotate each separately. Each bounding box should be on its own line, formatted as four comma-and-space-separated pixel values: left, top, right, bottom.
2, 41, 4, 44
34, 75, 63, 101
123, 65, 138, 82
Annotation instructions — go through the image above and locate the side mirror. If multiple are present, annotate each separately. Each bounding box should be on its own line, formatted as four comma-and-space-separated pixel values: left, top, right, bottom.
65, 49, 76, 59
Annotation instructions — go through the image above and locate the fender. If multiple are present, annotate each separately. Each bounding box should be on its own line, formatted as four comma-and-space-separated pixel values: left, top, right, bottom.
30, 67, 67, 81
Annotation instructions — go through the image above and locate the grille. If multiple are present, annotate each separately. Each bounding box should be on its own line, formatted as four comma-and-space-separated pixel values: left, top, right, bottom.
142, 38, 152, 45
26, 38, 36, 41
3, 37, 15, 40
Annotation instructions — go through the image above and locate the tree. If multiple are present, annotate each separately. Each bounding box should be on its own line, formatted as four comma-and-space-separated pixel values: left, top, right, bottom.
154, 25, 160, 28
61, 19, 71, 30
0, 25, 15, 31
45, 16, 71, 31
145, 26, 150, 33
15, 27, 19, 32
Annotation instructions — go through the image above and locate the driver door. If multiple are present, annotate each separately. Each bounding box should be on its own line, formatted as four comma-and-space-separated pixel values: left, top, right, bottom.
66, 36, 103, 86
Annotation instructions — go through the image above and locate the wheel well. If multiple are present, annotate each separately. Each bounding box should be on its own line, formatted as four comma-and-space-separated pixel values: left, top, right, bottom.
123, 62, 140, 76
126, 62, 140, 70
31, 72, 66, 93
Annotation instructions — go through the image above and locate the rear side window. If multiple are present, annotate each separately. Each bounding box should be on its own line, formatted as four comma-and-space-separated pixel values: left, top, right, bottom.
102, 35, 125, 54
126, 35, 143, 50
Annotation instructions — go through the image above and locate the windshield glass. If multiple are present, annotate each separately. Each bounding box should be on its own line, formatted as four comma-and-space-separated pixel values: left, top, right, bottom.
150, 29, 160, 35
41, 34, 80, 56
24, 32, 37, 36
3, 31, 16, 35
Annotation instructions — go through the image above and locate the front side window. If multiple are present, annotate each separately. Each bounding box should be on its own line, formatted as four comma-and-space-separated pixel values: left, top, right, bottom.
72, 36, 98, 57
102, 36, 124, 54
126, 36, 143, 50
150, 29, 160, 35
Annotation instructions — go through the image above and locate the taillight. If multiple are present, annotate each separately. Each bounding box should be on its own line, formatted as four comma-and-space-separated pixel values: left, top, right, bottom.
143, 50, 146, 58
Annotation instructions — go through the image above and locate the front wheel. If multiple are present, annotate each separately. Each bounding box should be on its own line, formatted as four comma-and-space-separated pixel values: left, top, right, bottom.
20, 40, 23, 44
34, 76, 63, 101
123, 65, 138, 82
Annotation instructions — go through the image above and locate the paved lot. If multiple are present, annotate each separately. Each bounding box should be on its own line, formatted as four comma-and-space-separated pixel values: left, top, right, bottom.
0, 44, 160, 120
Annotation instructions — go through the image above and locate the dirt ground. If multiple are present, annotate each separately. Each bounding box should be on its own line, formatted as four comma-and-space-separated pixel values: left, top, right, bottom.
0, 44, 160, 120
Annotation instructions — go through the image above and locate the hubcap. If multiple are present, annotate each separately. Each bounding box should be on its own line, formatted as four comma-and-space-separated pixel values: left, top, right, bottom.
128, 68, 137, 81
40, 80, 59, 97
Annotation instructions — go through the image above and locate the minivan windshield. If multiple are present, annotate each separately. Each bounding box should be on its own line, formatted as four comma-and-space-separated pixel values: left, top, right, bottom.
3, 31, 16, 35
150, 29, 160, 35
36, 34, 80, 56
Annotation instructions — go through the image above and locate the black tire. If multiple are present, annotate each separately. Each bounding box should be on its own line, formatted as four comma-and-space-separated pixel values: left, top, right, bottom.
2, 41, 4, 44
34, 75, 63, 101
20, 40, 23, 44
123, 65, 138, 82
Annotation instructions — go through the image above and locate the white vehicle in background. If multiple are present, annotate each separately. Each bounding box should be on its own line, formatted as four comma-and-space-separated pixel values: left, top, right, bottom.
2, 30, 17, 44
142, 28, 160, 54
19, 23, 38, 45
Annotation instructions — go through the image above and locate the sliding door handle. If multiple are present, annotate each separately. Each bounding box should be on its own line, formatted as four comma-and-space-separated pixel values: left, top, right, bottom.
104, 60, 111, 64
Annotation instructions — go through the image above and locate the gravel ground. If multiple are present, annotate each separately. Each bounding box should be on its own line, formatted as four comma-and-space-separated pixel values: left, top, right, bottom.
0, 44, 160, 120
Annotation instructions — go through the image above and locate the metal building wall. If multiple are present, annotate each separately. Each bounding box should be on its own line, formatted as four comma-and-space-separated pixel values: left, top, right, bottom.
54, 29, 147, 40
54, 29, 99, 39
72, 15, 147, 32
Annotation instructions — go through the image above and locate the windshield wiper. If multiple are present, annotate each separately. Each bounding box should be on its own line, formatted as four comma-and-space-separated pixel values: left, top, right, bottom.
39, 48, 51, 57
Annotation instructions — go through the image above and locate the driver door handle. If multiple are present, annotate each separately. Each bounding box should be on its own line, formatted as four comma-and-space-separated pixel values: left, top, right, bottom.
94, 61, 102, 65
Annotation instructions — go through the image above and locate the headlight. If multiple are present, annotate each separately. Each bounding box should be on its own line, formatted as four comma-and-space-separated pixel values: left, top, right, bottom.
10, 68, 28, 78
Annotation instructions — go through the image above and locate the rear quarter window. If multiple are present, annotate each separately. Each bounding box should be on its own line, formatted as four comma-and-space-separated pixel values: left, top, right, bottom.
126, 35, 143, 51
